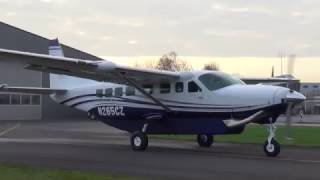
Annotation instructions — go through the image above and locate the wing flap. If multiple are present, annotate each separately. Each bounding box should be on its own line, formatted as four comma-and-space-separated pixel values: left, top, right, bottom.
0, 84, 67, 95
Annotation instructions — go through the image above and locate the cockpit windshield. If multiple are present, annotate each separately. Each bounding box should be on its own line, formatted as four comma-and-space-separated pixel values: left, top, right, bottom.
198, 72, 244, 91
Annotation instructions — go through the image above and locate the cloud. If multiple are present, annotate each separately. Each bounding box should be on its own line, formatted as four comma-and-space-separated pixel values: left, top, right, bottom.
211, 2, 272, 15
202, 29, 270, 39
39, 0, 65, 3
78, 14, 145, 28
100, 36, 113, 41
5, 12, 16, 17
128, 40, 138, 45
76, 31, 86, 36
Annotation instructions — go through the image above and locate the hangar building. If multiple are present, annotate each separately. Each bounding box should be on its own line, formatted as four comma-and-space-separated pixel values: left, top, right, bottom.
0, 22, 101, 120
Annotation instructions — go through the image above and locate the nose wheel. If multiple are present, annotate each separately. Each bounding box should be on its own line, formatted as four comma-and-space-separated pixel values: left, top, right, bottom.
263, 121, 280, 157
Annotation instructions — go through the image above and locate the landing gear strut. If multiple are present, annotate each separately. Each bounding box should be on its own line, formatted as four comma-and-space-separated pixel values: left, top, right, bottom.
197, 134, 214, 147
130, 123, 149, 151
263, 120, 280, 157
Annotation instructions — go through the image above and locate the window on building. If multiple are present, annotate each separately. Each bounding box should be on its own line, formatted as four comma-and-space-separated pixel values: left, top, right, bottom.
10, 94, 21, 105
96, 89, 103, 97
303, 85, 309, 88
313, 85, 319, 88
175, 82, 184, 93
105, 88, 113, 97
188, 81, 202, 93
0, 94, 10, 105
160, 83, 171, 94
126, 86, 135, 96
143, 84, 153, 94
115, 87, 123, 97
31, 95, 41, 105
21, 95, 31, 105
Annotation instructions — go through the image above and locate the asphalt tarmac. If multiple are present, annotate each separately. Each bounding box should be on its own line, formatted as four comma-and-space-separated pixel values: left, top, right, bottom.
0, 120, 319, 180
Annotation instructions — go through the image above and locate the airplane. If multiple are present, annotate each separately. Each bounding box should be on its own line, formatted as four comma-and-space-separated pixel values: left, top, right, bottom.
0, 39, 305, 157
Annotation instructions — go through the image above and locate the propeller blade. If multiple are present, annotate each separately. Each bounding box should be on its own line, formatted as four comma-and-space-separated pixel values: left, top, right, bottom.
285, 102, 294, 140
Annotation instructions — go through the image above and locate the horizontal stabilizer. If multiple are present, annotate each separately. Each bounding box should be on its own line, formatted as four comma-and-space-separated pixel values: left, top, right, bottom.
0, 84, 67, 95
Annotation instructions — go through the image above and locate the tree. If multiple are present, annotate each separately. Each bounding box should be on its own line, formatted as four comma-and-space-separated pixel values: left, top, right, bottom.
156, 51, 192, 72
203, 62, 220, 71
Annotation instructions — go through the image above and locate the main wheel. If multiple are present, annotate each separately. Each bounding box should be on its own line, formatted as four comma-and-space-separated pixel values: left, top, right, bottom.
263, 138, 280, 157
130, 131, 148, 151
197, 134, 213, 147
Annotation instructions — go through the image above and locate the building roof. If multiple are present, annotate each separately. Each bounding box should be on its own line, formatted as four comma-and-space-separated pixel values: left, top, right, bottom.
0, 21, 102, 61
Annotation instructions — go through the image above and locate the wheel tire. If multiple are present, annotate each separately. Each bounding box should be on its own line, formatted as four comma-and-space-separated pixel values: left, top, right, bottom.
130, 131, 148, 151
263, 138, 280, 157
197, 134, 213, 147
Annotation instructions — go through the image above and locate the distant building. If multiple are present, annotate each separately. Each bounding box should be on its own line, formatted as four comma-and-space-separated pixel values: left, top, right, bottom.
300, 82, 320, 114
0, 22, 102, 120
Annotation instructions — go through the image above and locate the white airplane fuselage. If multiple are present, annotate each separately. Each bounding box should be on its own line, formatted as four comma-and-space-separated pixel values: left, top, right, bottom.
50, 71, 305, 135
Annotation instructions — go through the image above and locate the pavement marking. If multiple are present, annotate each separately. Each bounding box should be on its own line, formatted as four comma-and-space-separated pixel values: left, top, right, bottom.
0, 124, 21, 137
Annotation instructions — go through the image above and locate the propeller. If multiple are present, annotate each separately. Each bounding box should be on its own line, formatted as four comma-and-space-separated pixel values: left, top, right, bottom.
285, 102, 294, 140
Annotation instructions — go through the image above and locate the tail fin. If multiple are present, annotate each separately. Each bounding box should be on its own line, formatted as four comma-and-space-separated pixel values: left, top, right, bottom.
48, 38, 97, 89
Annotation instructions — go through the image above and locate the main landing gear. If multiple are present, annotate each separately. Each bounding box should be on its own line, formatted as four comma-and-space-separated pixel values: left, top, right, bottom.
263, 120, 280, 157
130, 123, 149, 151
197, 134, 214, 147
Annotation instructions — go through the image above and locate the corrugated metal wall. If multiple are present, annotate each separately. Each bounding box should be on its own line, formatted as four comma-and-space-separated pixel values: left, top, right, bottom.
0, 21, 102, 120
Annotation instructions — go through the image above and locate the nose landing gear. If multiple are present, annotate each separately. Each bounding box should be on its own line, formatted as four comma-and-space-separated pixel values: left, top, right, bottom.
263, 120, 280, 157
130, 123, 149, 151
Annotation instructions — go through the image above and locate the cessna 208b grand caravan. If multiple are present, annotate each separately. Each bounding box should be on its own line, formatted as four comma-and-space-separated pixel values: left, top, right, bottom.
0, 39, 305, 157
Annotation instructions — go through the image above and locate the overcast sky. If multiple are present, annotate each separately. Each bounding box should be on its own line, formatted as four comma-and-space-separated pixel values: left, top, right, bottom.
1, 0, 320, 57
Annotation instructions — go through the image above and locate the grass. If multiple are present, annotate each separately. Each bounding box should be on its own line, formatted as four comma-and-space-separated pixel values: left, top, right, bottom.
0, 164, 140, 180
151, 125, 320, 147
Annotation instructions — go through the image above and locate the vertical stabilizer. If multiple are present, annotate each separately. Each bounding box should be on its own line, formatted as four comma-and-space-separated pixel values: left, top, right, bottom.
48, 38, 97, 89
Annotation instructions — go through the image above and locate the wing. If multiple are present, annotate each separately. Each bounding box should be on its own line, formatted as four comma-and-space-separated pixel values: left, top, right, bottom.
0, 48, 180, 85
241, 77, 296, 85
0, 84, 66, 95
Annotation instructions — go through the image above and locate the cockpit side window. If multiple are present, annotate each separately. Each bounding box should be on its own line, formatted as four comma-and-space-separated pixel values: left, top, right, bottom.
188, 81, 202, 93
198, 72, 244, 91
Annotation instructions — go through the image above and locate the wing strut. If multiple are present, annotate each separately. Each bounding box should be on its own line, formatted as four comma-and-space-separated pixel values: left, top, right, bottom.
118, 73, 171, 112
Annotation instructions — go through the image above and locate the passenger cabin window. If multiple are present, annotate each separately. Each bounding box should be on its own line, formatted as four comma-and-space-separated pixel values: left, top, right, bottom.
175, 82, 184, 93
160, 83, 171, 94
96, 89, 103, 97
126, 86, 135, 96
188, 81, 202, 93
115, 87, 123, 97
105, 88, 113, 97
143, 84, 153, 94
